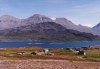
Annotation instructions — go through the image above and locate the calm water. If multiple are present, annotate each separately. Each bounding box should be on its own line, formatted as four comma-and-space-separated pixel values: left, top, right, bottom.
0, 42, 100, 48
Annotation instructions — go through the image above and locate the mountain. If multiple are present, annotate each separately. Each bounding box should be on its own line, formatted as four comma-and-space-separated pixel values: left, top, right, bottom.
0, 14, 99, 35
0, 15, 22, 30
54, 17, 100, 35
55, 18, 93, 33
91, 23, 100, 35
22, 14, 53, 25
0, 14, 99, 42
78, 24, 93, 33
0, 22, 96, 42
93, 23, 100, 31
0, 14, 53, 29
55, 18, 78, 30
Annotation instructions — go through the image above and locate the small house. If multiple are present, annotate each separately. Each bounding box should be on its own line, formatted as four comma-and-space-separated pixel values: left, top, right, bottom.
43, 49, 49, 54
31, 51, 45, 55
16, 52, 25, 55
77, 51, 86, 55
31, 49, 54, 56
31, 52, 37, 55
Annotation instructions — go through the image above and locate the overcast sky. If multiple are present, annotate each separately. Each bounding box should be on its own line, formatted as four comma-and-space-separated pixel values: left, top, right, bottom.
0, 0, 100, 27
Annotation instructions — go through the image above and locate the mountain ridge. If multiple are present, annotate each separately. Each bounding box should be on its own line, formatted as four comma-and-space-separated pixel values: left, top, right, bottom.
1, 14, 99, 35
0, 14, 100, 42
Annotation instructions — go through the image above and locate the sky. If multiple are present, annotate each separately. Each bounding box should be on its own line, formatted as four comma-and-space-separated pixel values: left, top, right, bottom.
0, 0, 100, 27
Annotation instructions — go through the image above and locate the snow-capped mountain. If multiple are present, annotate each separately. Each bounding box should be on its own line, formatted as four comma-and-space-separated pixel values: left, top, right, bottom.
22, 14, 53, 25
0, 14, 99, 42
0, 14, 53, 30
0, 14, 100, 36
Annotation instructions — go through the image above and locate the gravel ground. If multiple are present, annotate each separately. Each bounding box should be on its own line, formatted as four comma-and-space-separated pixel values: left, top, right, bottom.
0, 59, 100, 69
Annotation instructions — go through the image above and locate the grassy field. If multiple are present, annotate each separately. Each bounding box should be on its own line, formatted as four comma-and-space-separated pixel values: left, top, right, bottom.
0, 48, 99, 69
0, 48, 99, 62
83, 50, 100, 62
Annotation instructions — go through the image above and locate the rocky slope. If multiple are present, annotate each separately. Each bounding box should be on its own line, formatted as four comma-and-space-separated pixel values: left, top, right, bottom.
0, 15, 22, 30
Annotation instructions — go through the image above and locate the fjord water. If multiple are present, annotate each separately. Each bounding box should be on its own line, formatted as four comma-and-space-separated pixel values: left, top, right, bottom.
0, 42, 100, 48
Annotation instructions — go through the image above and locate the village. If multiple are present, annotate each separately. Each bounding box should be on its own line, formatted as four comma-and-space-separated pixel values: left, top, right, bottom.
0, 45, 98, 60
0, 45, 100, 56
0, 45, 99, 62
15, 48, 54, 56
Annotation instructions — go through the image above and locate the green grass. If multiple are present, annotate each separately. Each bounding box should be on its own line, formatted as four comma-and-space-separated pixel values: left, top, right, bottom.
86, 50, 100, 55
0, 48, 99, 62
82, 50, 100, 62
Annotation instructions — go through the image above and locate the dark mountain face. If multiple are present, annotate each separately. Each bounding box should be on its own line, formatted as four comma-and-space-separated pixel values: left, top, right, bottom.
0, 22, 66, 35
93, 23, 100, 28
0, 22, 96, 42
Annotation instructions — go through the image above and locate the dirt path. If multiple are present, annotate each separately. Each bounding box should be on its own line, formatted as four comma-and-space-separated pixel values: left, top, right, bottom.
0, 59, 100, 69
